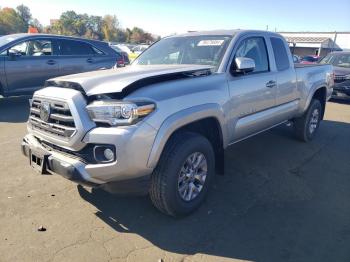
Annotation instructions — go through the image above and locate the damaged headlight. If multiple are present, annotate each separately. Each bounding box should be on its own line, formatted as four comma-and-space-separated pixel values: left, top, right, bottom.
86, 100, 155, 126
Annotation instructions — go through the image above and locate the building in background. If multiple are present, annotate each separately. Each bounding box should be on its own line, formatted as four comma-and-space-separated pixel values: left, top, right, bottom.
280, 32, 350, 57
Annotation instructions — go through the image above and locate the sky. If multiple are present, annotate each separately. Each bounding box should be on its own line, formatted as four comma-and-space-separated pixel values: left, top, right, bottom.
3, 0, 350, 36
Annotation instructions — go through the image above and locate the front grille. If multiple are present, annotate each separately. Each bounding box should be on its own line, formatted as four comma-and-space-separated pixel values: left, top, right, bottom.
334, 75, 347, 83
29, 97, 77, 139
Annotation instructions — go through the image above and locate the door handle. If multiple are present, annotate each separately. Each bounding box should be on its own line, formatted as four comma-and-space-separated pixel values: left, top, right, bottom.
266, 80, 277, 88
47, 60, 56, 65
86, 58, 94, 63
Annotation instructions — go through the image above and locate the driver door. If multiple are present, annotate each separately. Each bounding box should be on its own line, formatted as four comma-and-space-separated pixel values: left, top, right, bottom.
227, 36, 277, 142
4, 38, 59, 94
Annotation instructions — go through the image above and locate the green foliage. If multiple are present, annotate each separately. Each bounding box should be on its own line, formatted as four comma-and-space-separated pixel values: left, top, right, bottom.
0, 7, 27, 34
16, 4, 32, 27
0, 5, 156, 43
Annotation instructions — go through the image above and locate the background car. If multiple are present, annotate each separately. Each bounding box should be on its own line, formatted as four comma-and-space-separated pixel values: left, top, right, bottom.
115, 44, 132, 54
300, 55, 320, 64
127, 44, 149, 61
131, 44, 149, 55
320, 51, 350, 99
109, 44, 130, 66
0, 34, 121, 97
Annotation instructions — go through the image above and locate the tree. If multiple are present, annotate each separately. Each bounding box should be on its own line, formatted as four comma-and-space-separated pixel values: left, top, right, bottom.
16, 4, 32, 28
102, 15, 119, 42
0, 7, 156, 44
0, 7, 26, 34
115, 29, 127, 42
59, 11, 85, 36
85, 15, 103, 40
125, 28, 132, 43
30, 18, 43, 33
128, 27, 155, 44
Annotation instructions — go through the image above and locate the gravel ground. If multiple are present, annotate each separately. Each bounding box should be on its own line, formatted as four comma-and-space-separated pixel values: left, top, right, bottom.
0, 97, 349, 262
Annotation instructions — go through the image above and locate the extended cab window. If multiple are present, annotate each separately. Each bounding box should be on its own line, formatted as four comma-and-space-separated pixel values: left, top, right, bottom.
59, 40, 96, 55
235, 37, 269, 73
7, 39, 53, 56
271, 37, 290, 71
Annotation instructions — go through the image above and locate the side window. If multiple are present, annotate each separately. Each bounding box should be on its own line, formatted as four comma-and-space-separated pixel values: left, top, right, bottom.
92, 46, 104, 55
59, 40, 96, 55
235, 37, 269, 73
271, 37, 290, 71
8, 39, 53, 56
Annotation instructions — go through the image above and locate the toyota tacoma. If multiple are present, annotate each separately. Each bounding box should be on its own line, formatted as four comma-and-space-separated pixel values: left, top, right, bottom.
21, 30, 334, 216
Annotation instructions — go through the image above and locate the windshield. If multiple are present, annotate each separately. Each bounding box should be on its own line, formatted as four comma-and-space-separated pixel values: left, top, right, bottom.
0, 35, 19, 48
133, 35, 232, 70
320, 53, 350, 68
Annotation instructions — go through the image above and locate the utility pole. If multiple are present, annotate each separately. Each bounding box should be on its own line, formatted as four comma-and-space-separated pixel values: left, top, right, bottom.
331, 31, 338, 52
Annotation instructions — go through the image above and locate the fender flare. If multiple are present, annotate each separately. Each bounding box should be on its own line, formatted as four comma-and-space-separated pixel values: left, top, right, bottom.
300, 84, 328, 115
146, 103, 228, 169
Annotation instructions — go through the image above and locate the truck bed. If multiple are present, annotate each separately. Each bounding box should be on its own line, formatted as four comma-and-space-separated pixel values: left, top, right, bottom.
294, 63, 327, 68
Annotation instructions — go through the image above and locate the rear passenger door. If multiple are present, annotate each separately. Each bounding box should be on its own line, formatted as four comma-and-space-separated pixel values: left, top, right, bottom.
57, 39, 105, 76
270, 37, 298, 106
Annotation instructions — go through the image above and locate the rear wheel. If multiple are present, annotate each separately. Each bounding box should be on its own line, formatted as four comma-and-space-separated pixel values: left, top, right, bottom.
294, 99, 323, 142
149, 132, 215, 217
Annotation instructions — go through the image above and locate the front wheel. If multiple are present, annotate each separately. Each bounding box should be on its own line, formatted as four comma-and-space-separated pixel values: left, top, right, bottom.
149, 132, 215, 217
294, 99, 323, 142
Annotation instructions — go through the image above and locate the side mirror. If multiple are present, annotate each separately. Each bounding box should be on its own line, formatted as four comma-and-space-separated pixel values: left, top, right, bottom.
233, 57, 255, 74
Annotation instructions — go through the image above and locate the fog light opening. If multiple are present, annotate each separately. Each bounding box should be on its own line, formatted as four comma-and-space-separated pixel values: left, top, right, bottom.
93, 145, 116, 163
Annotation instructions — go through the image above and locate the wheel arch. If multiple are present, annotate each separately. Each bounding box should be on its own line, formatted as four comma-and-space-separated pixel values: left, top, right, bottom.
147, 104, 228, 174
301, 85, 327, 119
311, 86, 327, 119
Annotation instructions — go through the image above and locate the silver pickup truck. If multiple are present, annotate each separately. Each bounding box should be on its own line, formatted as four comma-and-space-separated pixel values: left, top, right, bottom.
21, 30, 334, 216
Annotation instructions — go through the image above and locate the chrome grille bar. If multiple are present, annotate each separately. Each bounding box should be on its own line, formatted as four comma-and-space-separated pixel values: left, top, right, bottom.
29, 97, 77, 139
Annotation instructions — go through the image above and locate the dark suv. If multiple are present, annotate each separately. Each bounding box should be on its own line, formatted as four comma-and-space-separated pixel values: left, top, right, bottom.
0, 34, 120, 97
320, 51, 350, 99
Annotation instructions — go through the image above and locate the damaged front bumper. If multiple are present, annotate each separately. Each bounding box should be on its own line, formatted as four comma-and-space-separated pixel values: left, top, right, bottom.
22, 134, 99, 187
21, 134, 152, 195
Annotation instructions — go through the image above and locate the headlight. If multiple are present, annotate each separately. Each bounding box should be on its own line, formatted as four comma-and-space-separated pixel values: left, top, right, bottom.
86, 100, 155, 126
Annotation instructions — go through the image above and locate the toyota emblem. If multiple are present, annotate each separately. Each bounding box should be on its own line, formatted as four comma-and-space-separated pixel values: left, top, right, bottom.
39, 101, 51, 122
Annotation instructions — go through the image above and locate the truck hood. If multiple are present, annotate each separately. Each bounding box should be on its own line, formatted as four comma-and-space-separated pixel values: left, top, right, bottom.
333, 66, 350, 76
46, 64, 213, 96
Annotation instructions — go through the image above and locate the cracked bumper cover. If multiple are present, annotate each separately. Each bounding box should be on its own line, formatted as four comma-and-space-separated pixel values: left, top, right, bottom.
21, 132, 154, 195
22, 134, 100, 187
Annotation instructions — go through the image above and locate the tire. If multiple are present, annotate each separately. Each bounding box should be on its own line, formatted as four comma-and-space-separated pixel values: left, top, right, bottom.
294, 99, 323, 142
0, 83, 4, 98
149, 132, 215, 217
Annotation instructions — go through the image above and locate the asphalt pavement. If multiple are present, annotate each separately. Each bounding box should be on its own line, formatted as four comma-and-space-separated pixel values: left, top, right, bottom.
0, 96, 349, 262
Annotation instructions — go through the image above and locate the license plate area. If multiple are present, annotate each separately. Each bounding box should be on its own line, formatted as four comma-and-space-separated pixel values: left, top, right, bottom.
30, 149, 50, 174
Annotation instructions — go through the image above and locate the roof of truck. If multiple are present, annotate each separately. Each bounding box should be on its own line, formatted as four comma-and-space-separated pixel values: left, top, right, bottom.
170, 29, 282, 38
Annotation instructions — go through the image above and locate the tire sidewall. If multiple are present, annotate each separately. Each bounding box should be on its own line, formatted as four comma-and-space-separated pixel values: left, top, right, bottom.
164, 135, 215, 216
305, 100, 322, 141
